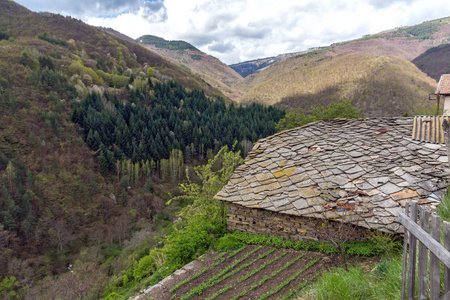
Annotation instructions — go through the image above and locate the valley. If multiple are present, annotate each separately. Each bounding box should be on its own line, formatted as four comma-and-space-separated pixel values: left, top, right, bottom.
0, 0, 450, 299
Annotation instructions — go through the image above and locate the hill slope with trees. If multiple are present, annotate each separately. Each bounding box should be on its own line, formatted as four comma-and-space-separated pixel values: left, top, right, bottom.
137, 35, 244, 101
0, 1, 284, 298
412, 43, 450, 81
230, 17, 450, 116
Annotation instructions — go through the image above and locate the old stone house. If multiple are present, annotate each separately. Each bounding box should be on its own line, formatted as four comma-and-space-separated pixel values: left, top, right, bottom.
214, 118, 450, 241
437, 74, 450, 116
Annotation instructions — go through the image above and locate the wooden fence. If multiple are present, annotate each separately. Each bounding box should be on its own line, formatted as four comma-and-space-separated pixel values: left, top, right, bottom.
398, 200, 450, 300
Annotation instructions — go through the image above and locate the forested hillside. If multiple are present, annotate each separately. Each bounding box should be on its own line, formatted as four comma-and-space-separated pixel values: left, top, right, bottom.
0, 1, 284, 298
137, 35, 244, 101
72, 81, 283, 179
412, 44, 450, 81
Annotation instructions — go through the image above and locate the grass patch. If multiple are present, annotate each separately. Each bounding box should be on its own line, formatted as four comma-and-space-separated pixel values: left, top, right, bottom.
307, 256, 402, 300
214, 234, 245, 252
437, 190, 450, 222
228, 231, 386, 257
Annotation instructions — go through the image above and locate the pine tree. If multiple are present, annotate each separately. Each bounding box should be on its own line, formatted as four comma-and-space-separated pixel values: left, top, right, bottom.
2, 210, 16, 232
121, 188, 128, 207
106, 149, 116, 173
99, 145, 109, 174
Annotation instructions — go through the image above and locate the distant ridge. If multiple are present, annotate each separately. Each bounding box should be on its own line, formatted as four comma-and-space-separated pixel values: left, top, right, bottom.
137, 35, 200, 52
229, 17, 450, 116
137, 34, 243, 100
229, 49, 325, 77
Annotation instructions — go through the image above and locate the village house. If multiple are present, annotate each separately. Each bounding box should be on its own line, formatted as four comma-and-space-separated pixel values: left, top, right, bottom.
437, 74, 450, 116
214, 117, 450, 241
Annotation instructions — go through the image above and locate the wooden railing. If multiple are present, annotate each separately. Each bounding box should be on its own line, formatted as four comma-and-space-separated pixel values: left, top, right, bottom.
412, 116, 450, 144
398, 200, 450, 300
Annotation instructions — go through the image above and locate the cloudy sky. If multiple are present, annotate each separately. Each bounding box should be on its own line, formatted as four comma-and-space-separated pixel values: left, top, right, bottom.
14, 0, 450, 64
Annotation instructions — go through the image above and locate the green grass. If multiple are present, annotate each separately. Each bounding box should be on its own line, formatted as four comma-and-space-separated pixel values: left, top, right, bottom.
227, 231, 386, 257
306, 256, 402, 300
437, 190, 450, 222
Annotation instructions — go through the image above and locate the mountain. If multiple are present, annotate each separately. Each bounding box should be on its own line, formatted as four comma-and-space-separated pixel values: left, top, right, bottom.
229, 49, 321, 77
412, 43, 450, 81
0, 1, 225, 100
231, 17, 450, 116
137, 35, 244, 100
137, 35, 200, 52
0, 1, 286, 298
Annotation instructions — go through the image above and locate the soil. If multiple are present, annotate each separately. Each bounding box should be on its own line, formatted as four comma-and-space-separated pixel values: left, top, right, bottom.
131, 245, 378, 300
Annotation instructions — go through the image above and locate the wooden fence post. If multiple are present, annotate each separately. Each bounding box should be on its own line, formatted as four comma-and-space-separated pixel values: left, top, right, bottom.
401, 201, 410, 300
430, 214, 441, 300
407, 201, 418, 300
442, 119, 450, 166
445, 221, 450, 300
399, 201, 450, 300
418, 207, 430, 300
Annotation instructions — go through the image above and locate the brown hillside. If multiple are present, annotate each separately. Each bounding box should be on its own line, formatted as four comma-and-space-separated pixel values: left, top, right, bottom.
139, 42, 244, 100
232, 18, 450, 115
319, 17, 450, 61
0, 1, 225, 99
235, 52, 435, 117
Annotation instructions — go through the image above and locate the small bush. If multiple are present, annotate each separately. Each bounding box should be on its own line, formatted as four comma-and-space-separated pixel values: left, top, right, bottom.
228, 231, 382, 257
214, 234, 244, 252
132, 249, 165, 281
37, 32, 67, 46
369, 231, 402, 258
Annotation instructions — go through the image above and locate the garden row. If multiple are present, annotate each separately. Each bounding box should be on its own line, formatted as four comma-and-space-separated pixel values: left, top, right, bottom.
148, 245, 327, 300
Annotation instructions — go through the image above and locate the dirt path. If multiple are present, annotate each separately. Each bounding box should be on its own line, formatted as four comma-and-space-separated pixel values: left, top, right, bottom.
131, 245, 374, 300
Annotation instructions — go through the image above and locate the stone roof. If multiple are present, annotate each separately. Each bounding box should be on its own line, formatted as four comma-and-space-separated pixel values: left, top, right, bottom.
215, 118, 450, 234
436, 74, 450, 95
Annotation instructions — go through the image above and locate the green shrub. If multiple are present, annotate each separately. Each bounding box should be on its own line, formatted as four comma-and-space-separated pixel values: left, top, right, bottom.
369, 231, 402, 258
214, 234, 244, 252
133, 254, 156, 281
228, 231, 383, 257
133, 249, 165, 281
164, 220, 225, 268
276, 100, 359, 131
37, 32, 67, 46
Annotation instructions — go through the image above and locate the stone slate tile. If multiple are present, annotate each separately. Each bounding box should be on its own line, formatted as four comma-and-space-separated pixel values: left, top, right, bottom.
331, 175, 349, 186
366, 176, 390, 187
347, 171, 366, 180
216, 117, 450, 235
378, 182, 403, 194
418, 180, 437, 192
346, 165, 364, 174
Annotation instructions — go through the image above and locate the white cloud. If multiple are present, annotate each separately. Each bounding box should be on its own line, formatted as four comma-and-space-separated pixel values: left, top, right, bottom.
14, 0, 450, 64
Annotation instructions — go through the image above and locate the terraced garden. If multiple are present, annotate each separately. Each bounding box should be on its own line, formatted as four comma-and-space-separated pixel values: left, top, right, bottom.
143, 245, 354, 300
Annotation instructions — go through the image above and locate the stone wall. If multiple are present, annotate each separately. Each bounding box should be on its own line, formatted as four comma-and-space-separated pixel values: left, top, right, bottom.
226, 202, 373, 241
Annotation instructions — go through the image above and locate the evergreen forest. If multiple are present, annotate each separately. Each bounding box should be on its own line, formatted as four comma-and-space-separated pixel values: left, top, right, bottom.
71, 80, 284, 177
